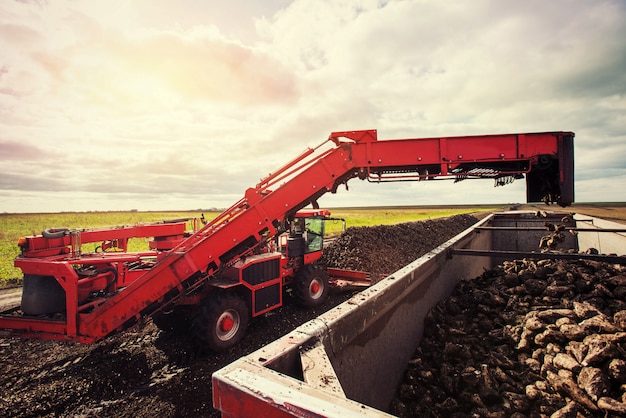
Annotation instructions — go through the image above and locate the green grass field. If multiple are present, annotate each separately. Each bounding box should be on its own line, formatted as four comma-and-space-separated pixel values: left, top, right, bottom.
0, 206, 500, 287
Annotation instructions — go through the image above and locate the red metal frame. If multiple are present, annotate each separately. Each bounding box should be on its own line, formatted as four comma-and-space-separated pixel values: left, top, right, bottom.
0, 130, 574, 343
20, 222, 189, 257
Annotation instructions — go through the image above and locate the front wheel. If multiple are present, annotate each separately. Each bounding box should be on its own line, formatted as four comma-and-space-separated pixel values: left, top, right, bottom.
294, 266, 329, 308
192, 292, 249, 352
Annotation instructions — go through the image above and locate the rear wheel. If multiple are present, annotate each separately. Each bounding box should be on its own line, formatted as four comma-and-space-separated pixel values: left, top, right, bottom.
294, 266, 329, 307
192, 291, 249, 352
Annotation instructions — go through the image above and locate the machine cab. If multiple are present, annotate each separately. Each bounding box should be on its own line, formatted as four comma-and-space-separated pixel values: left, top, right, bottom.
278, 209, 344, 262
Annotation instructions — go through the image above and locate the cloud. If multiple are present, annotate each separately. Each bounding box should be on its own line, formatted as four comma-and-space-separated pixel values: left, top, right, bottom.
0, 172, 70, 193
0, 141, 49, 160
0, 23, 42, 44
26, 25, 299, 109
117, 32, 290, 105
0, 0, 624, 213
14, 0, 47, 6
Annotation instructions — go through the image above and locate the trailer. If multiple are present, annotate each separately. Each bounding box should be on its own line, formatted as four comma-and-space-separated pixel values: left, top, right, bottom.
212, 211, 626, 417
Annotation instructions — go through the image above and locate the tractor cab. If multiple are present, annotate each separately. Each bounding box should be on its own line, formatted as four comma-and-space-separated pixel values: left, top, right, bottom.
278, 209, 345, 263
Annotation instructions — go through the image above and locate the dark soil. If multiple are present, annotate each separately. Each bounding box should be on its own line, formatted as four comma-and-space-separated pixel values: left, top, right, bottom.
0, 214, 479, 417
319, 214, 480, 277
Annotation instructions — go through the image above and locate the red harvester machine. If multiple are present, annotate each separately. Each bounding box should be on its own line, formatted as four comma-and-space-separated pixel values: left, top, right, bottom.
0, 129, 574, 351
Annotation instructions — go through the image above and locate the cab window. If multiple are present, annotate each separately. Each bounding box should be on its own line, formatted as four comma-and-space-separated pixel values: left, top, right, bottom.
304, 217, 324, 252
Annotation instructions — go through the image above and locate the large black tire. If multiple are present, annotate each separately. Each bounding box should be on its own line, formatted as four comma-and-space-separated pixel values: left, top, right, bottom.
192, 292, 249, 352
294, 265, 329, 308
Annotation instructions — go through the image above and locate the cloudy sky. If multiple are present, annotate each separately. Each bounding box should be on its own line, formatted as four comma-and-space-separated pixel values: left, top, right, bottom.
1, 0, 624, 213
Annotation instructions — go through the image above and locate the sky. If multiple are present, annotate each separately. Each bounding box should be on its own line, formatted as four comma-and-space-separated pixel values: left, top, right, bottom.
1, 0, 625, 213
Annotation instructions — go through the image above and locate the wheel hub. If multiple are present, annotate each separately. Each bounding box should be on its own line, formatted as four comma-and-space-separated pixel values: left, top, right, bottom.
220, 316, 235, 332
309, 278, 323, 299
216, 309, 240, 341
311, 281, 321, 295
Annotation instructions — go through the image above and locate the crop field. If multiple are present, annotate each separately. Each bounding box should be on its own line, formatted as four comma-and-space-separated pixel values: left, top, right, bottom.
0, 206, 499, 287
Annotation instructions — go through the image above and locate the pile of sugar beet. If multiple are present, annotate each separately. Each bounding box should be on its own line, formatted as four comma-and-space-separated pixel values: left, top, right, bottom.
390, 251, 626, 417
0, 214, 479, 418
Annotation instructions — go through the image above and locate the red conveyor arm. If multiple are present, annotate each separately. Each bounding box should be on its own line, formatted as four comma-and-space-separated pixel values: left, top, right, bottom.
47, 130, 575, 340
